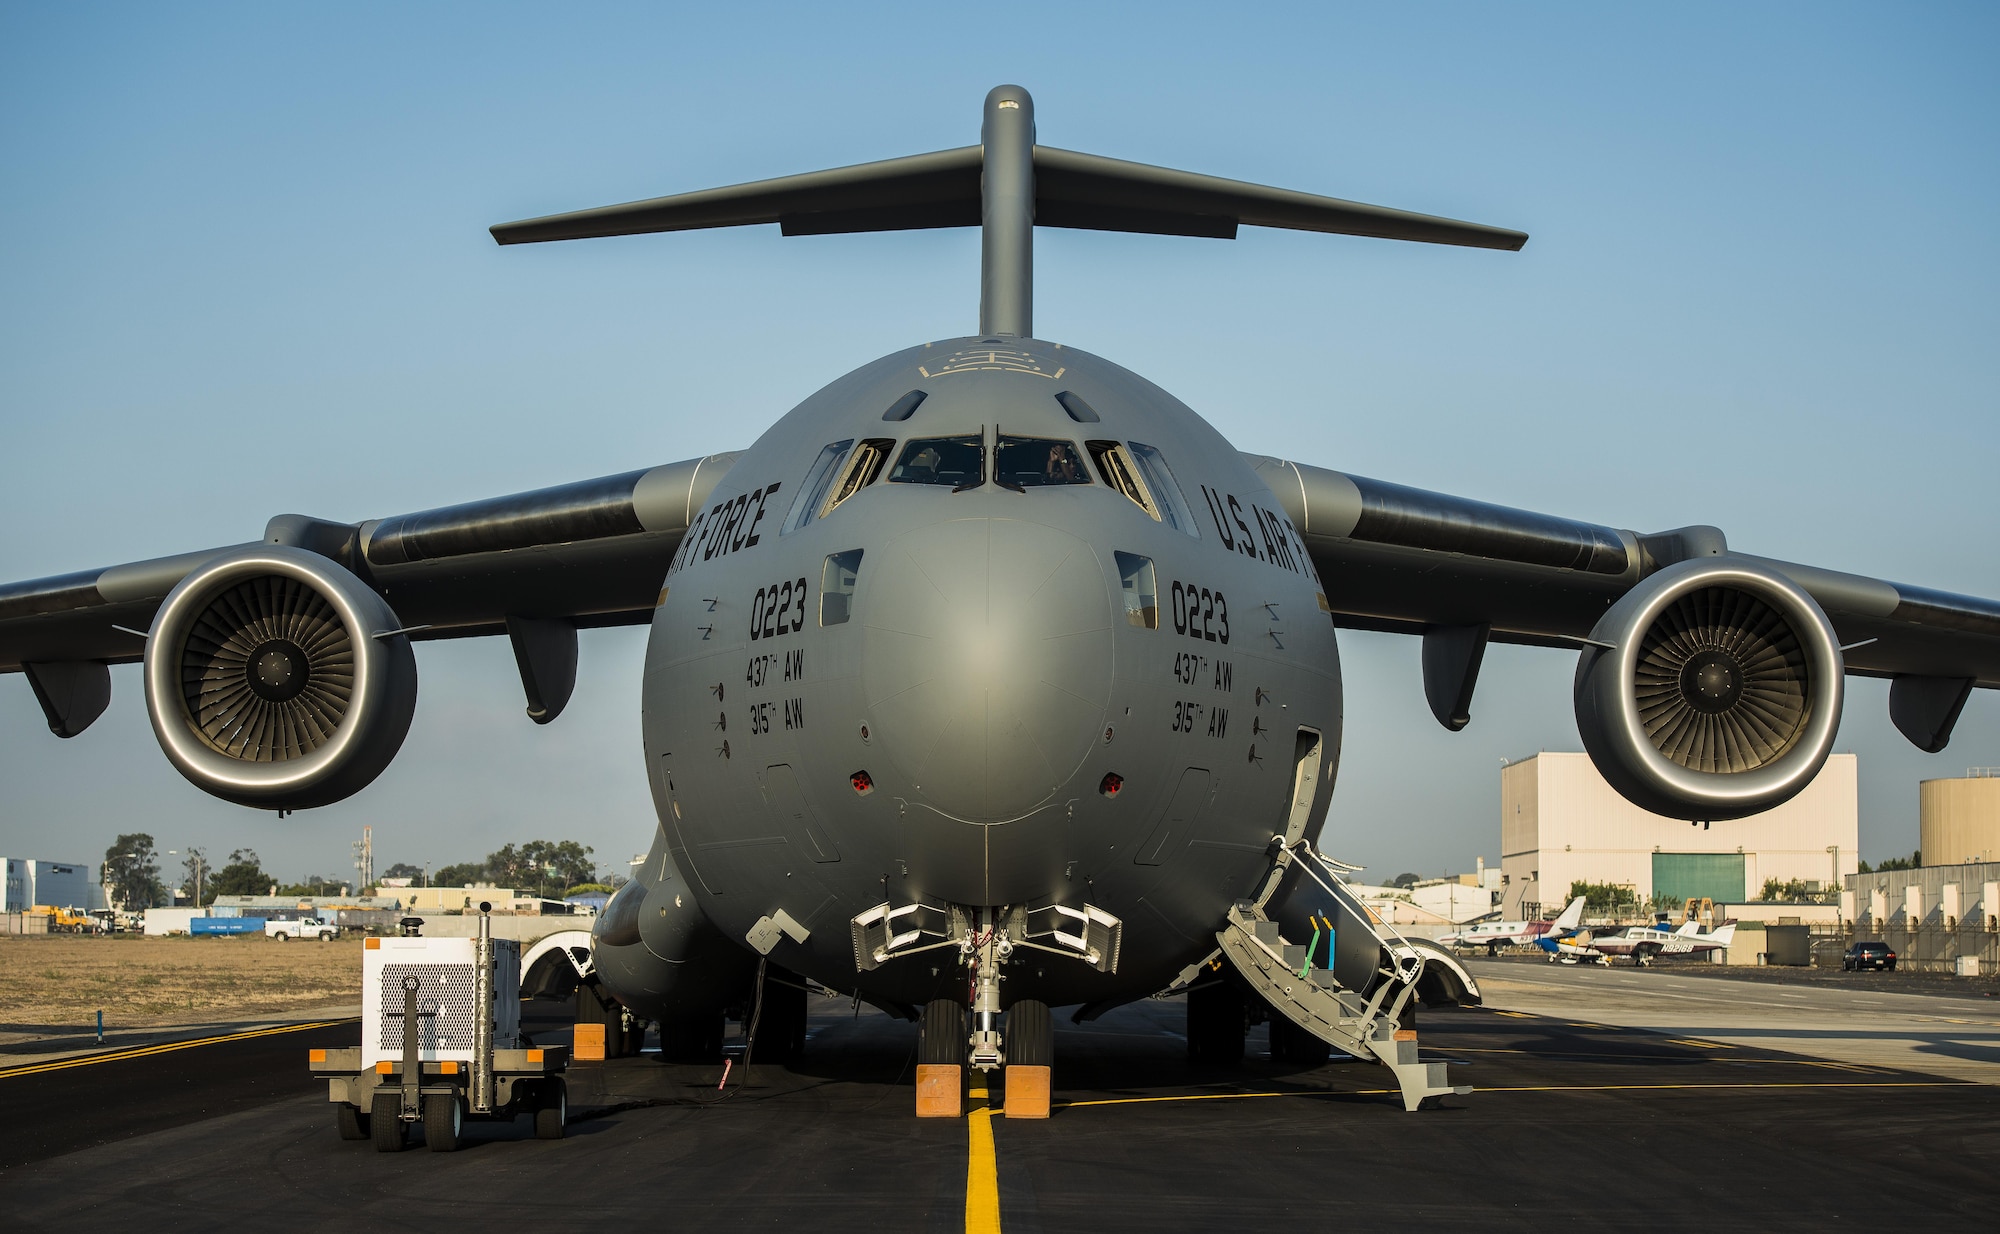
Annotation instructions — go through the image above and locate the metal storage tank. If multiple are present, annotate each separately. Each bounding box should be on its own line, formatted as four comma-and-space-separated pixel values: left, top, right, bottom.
1919, 772, 2000, 866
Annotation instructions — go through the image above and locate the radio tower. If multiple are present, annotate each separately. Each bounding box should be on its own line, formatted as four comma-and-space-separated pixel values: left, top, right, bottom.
352, 826, 373, 893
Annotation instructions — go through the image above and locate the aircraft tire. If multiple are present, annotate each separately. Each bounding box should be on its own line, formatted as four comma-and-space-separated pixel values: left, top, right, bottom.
920, 999, 968, 1066
1186, 980, 1245, 1065
660, 1010, 725, 1062
370, 1094, 406, 1153
749, 969, 808, 1064
1268, 1014, 1330, 1065
1007, 1000, 1053, 1067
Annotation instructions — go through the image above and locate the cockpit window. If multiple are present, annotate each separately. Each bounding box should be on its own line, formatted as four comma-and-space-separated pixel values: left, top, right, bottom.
1088, 440, 1155, 516
995, 435, 1090, 489
823, 438, 894, 516
888, 435, 985, 490
782, 439, 854, 535
1127, 442, 1200, 539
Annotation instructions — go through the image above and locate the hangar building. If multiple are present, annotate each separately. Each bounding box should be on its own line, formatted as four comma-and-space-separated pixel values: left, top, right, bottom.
1500, 752, 1858, 919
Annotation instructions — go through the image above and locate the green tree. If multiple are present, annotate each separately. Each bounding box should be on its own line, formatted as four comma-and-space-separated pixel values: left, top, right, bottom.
102, 833, 164, 910
428, 841, 600, 897
381, 862, 425, 882
1862, 850, 1921, 874
204, 848, 271, 903
432, 862, 488, 889
1567, 880, 1639, 914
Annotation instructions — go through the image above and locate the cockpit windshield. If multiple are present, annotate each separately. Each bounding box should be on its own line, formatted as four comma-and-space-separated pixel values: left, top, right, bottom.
888, 435, 985, 489
994, 436, 1090, 489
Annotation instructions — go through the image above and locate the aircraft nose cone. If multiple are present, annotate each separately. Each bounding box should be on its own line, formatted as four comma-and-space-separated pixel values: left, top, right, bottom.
860, 518, 1114, 821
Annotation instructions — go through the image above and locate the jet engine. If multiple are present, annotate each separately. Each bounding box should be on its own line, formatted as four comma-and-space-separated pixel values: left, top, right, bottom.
1573, 556, 1842, 821
142, 545, 416, 810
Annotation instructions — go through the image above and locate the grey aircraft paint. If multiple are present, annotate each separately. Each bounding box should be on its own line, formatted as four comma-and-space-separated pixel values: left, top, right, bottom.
629, 336, 1338, 1013
4, 84, 1999, 1074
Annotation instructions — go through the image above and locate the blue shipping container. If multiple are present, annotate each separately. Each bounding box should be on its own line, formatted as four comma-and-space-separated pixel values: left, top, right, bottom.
190, 917, 262, 935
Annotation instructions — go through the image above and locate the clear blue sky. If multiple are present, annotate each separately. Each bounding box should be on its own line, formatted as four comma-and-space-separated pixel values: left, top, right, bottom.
3, 2, 1994, 887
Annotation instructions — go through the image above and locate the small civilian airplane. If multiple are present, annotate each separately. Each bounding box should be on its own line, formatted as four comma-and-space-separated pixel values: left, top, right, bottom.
1439, 896, 1588, 955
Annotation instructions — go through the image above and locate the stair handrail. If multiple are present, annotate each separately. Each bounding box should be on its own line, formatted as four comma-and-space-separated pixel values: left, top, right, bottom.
1290, 841, 1427, 987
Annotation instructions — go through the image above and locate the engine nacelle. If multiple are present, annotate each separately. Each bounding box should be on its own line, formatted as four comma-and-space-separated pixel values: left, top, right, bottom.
142, 545, 417, 810
1574, 556, 1843, 821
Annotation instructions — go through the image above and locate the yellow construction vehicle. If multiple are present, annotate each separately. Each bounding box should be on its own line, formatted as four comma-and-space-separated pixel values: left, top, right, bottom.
30, 905, 99, 933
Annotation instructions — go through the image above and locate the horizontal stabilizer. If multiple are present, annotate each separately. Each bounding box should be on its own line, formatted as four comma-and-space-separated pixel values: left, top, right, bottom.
491, 145, 1527, 251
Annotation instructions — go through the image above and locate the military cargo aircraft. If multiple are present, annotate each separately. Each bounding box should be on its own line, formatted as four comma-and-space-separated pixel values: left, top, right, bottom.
5, 86, 1997, 1116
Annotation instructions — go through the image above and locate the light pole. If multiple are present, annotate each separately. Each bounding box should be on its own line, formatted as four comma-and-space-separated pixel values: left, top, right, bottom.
165, 850, 206, 907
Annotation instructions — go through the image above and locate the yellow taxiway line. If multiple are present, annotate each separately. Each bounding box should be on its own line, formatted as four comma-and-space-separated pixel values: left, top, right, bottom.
965, 1086, 1001, 1234
1054, 1078, 1970, 1111
0, 1019, 353, 1080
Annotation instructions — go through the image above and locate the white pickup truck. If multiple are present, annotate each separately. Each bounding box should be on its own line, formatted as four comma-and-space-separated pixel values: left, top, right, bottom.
266, 916, 342, 942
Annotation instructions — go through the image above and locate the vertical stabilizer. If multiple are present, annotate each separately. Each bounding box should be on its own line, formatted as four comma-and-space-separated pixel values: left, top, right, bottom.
980, 86, 1036, 338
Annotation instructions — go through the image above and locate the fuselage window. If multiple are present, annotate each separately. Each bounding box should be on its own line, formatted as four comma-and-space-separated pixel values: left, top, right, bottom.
823, 438, 895, 517
1087, 440, 1159, 519
782, 439, 854, 535
820, 549, 863, 626
995, 435, 1090, 489
1114, 551, 1158, 629
888, 434, 984, 490
1126, 442, 1200, 539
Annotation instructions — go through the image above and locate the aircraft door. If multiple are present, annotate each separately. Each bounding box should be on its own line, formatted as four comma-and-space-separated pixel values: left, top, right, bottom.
1283, 728, 1325, 845
1134, 767, 1211, 866
762, 764, 840, 863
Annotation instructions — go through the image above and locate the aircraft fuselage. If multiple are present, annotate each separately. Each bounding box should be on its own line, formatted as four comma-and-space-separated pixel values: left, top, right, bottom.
615, 336, 1340, 1012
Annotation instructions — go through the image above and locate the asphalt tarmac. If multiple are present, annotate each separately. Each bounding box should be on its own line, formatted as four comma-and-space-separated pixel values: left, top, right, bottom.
2, 983, 1996, 1230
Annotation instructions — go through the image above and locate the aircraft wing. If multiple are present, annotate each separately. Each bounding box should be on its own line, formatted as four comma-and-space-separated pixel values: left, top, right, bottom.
0, 454, 739, 732
1248, 454, 2000, 753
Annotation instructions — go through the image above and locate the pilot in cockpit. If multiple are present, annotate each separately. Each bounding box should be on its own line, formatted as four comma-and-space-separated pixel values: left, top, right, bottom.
1044, 443, 1079, 485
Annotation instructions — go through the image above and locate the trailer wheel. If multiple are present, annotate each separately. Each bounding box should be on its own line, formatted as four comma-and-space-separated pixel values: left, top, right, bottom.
534, 1078, 567, 1140
423, 1092, 463, 1152
335, 1102, 370, 1141
370, 1093, 406, 1153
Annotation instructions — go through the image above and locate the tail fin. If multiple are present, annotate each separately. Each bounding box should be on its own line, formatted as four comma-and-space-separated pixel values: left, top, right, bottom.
1710, 923, 1736, 945
1676, 920, 1701, 936
1553, 896, 1588, 931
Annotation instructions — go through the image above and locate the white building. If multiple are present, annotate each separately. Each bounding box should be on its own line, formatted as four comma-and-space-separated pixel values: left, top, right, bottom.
1409, 861, 1504, 923
3, 858, 96, 911
1500, 752, 1858, 919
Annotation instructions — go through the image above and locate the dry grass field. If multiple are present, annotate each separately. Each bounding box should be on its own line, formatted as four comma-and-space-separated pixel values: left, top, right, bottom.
0, 934, 363, 1033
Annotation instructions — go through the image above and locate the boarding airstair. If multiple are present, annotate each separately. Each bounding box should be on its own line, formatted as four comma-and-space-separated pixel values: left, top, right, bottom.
1212, 841, 1479, 1111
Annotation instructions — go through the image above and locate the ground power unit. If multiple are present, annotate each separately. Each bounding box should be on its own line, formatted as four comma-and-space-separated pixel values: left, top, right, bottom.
310, 909, 570, 1152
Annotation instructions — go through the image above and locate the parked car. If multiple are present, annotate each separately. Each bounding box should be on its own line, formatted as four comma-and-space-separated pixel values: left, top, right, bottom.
1843, 941, 1897, 971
